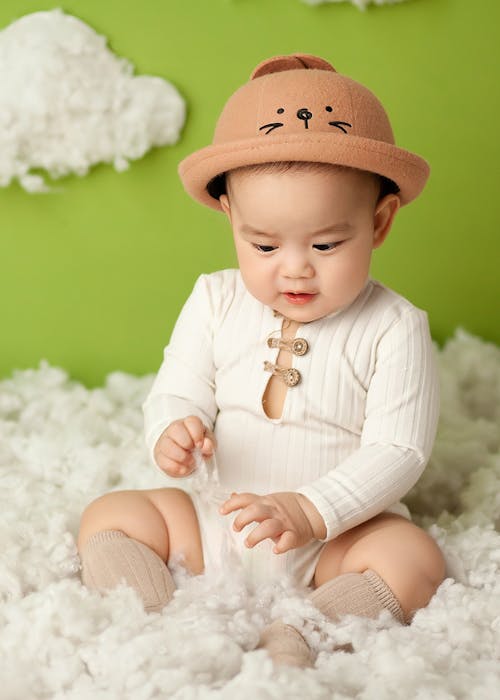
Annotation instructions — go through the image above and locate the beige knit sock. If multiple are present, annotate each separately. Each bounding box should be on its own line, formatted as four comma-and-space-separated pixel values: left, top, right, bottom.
258, 569, 406, 667
257, 619, 314, 669
309, 569, 406, 625
79, 529, 176, 613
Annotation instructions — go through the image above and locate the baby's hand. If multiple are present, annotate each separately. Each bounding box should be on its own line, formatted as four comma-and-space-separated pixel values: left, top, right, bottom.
154, 416, 217, 478
219, 491, 325, 554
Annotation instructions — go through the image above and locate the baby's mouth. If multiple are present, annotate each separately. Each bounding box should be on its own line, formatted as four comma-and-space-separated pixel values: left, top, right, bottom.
283, 292, 317, 305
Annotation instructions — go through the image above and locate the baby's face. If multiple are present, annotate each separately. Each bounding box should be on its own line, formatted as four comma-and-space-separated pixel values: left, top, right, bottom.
219, 167, 399, 323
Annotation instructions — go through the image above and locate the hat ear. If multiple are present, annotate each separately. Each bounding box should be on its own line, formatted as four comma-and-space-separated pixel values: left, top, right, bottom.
250, 53, 336, 80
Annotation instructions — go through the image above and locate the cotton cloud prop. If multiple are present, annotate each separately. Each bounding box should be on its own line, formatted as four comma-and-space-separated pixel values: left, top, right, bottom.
0, 329, 499, 697
0, 9, 185, 193
302, 0, 409, 9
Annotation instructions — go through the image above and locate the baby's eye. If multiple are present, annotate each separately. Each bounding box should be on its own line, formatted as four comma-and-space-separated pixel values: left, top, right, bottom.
313, 241, 343, 251
252, 244, 277, 253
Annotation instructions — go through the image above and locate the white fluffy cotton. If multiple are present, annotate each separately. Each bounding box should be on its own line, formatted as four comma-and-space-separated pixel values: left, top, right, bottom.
0, 327, 499, 698
0, 9, 185, 193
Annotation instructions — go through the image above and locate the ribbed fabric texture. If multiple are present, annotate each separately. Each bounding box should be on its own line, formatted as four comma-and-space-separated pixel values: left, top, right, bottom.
142, 269, 439, 547
79, 530, 176, 613
309, 569, 406, 625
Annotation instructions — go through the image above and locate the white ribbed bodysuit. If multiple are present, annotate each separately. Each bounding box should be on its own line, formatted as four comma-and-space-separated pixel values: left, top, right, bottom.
142, 269, 440, 588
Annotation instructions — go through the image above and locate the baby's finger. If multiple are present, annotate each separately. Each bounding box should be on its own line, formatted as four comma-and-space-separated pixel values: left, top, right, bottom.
167, 420, 198, 451
232, 502, 274, 532
201, 436, 216, 456
158, 436, 194, 467
184, 416, 207, 448
273, 530, 298, 555
207, 428, 218, 450
155, 452, 194, 477
244, 518, 283, 549
219, 492, 257, 515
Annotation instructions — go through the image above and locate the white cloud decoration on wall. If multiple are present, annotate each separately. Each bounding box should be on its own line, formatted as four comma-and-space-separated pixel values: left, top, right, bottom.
301, 0, 409, 9
0, 9, 186, 193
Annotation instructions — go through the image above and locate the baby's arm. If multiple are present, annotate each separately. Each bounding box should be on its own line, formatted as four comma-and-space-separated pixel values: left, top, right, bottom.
295, 307, 440, 542
142, 274, 220, 476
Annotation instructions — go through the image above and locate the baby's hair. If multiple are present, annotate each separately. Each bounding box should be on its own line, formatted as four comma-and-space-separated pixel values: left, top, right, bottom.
207, 161, 400, 204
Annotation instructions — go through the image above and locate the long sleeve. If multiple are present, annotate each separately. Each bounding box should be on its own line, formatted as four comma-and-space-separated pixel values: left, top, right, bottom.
295, 307, 440, 541
142, 274, 219, 473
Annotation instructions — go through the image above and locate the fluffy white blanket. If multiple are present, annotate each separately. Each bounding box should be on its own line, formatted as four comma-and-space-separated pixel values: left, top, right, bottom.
1, 328, 499, 699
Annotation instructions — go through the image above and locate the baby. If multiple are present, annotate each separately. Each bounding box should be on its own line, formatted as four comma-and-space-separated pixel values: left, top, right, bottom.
78, 53, 447, 667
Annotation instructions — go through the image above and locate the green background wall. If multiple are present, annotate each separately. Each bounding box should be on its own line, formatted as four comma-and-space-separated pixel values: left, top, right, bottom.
1, 0, 498, 388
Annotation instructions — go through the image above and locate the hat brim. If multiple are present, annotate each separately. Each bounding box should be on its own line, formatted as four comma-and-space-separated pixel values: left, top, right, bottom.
178, 131, 430, 210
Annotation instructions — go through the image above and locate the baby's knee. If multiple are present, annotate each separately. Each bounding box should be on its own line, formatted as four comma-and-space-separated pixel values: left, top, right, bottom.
78, 490, 143, 534
77, 489, 169, 561
334, 517, 445, 615
363, 526, 445, 620
146, 488, 204, 575
417, 532, 447, 591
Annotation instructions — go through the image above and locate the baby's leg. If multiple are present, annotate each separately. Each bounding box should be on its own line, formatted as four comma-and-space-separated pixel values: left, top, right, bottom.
77, 488, 204, 612
312, 512, 446, 622
259, 513, 446, 667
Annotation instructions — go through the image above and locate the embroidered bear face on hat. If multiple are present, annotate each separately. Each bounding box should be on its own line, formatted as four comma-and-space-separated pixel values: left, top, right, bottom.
252, 57, 353, 137
178, 53, 430, 210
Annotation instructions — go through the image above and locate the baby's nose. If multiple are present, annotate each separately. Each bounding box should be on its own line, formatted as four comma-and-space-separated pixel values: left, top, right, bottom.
282, 252, 314, 278
296, 108, 313, 126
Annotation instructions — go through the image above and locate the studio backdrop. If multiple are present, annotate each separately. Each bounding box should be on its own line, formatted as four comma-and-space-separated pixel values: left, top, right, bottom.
0, 0, 498, 387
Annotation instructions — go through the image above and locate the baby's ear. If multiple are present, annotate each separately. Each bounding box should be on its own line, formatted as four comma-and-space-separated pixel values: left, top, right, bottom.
373, 194, 400, 249
219, 193, 231, 217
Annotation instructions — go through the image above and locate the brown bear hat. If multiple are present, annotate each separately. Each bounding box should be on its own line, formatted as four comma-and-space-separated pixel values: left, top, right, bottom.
178, 53, 430, 210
